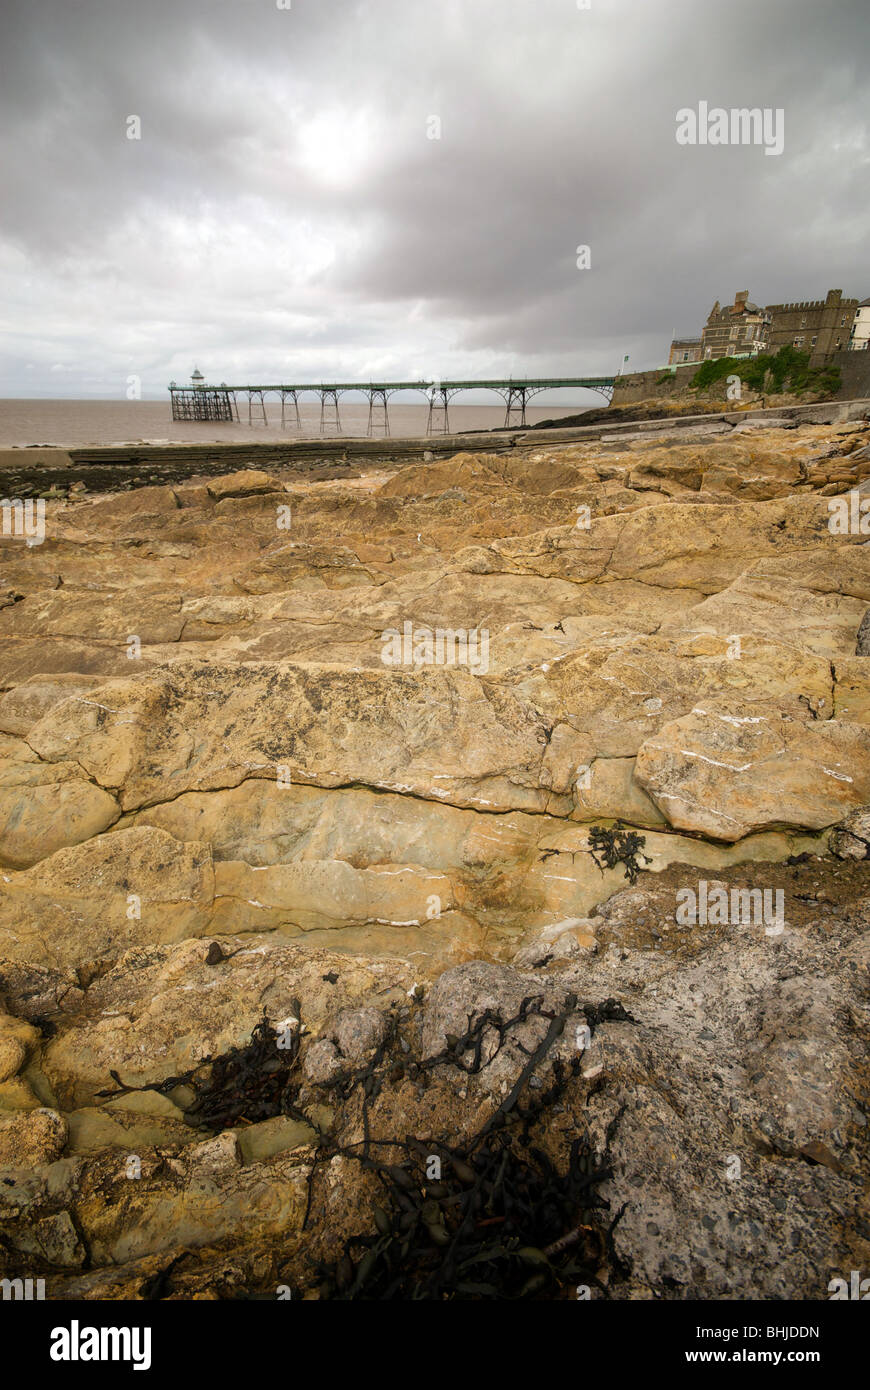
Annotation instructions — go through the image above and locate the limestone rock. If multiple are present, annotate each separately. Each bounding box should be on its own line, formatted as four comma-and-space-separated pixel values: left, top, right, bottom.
40, 936, 414, 1108
206, 470, 286, 500
73, 1150, 312, 1266
0, 827, 215, 969
11, 1210, 86, 1268
186, 1131, 241, 1174
0, 674, 104, 737
212, 857, 455, 932
66, 1105, 194, 1155
0, 1033, 26, 1082
636, 705, 870, 841
0, 422, 868, 1298
303, 1005, 389, 1084
421, 960, 577, 1091
0, 1107, 67, 1167
79, 486, 180, 520
830, 806, 870, 860
513, 920, 599, 967
236, 1116, 315, 1165
0, 759, 120, 867
0, 1012, 42, 1103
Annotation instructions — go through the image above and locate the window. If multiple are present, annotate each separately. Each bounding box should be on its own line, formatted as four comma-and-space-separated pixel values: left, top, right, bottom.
800, 316, 807, 328
794, 336, 805, 348
811, 335, 817, 346
841, 315, 847, 326
682, 351, 690, 361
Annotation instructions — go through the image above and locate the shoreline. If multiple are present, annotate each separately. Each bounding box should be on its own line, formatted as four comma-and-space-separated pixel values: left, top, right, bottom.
1, 397, 867, 496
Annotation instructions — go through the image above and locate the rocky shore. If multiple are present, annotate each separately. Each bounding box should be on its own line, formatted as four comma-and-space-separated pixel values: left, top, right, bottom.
1, 411, 869, 1298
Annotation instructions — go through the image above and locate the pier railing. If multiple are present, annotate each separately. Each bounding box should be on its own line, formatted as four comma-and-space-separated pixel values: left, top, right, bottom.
168, 376, 616, 435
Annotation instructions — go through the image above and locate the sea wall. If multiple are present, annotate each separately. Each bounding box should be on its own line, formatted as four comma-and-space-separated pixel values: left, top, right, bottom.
611, 362, 698, 404
829, 348, 870, 399
614, 349, 870, 406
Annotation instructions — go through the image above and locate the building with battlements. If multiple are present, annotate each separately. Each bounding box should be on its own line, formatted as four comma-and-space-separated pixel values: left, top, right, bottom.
669, 287, 866, 366
763, 289, 858, 358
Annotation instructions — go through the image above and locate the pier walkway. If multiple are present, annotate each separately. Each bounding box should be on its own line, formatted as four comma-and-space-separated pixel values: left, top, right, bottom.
169, 376, 616, 435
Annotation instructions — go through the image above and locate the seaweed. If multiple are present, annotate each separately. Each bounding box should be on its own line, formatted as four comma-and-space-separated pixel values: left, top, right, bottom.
315, 1126, 618, 1300
139, 1254, 188, 1301
96, 1012, 307, 1132
306, 991, 636, 1300
97, 987, 635, 1300
587, 821, 651, 884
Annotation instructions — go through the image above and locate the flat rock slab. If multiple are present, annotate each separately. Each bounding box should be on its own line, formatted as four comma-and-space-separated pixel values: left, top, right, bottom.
636, 703, 870, 840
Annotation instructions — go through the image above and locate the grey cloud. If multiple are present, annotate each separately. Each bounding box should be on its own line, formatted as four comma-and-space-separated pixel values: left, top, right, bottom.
0, 0, 867, 396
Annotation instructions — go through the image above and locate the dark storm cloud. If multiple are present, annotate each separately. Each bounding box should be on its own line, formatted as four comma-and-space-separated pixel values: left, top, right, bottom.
0, 0, 867, 396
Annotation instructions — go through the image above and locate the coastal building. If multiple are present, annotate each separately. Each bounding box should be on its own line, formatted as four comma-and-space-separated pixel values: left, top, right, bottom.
763, 288, 858, 358
850, 298, 870, 350
668, 337, 702, 364
699, 291, 770, 361
673, 287, 867, 366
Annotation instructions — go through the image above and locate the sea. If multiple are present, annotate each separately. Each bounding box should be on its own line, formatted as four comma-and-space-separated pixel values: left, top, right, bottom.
0, 399, 588, 449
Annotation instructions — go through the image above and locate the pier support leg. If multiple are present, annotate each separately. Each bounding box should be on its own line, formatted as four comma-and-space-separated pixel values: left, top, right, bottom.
503, 386, 528, 428
170, 388, 235, 421
426, 387, 450, 435
280, 391, 301, 433
319, 389, 342, 434
367, 389, 390, 437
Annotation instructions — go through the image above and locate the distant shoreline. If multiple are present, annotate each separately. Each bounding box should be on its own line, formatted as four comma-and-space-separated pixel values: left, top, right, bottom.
0, 398, 592, 449
0, 398, 865, 499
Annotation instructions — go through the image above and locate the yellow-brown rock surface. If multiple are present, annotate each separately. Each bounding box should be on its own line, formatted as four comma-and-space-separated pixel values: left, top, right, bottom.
0, 416, 869, 1300
0, 425, 867, 962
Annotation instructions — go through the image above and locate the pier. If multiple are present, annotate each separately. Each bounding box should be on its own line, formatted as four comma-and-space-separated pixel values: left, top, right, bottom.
168, 373, 617, 435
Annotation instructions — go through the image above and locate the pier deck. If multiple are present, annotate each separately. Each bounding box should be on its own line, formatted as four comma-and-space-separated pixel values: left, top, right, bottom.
169, 376, 617, 434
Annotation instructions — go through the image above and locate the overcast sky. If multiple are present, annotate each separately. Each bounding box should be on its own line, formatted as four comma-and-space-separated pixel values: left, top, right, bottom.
0, 0, 868, 400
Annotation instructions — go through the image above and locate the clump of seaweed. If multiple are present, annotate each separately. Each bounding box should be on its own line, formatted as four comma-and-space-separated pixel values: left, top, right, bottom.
96, 1011, 306, 1132
97, 988, 635, 1300
316, 1126, 620, 1300
307, 993, 635, 1300
588, 821, 652, 884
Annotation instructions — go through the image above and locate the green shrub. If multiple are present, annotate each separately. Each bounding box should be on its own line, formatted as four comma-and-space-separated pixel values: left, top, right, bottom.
690, 345, 839, 398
